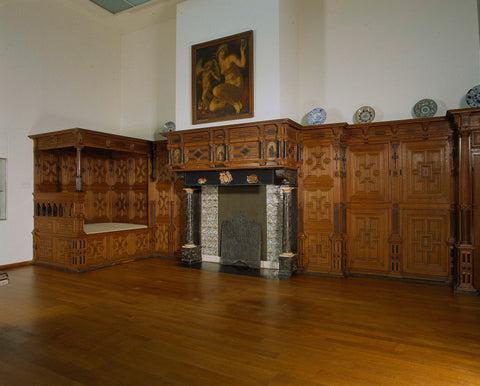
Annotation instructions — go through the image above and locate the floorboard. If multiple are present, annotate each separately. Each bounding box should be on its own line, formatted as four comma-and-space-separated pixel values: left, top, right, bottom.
0, 258, 479, 385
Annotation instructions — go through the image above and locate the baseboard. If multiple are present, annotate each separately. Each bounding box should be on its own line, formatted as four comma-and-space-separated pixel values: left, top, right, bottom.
0, 261, 32, 270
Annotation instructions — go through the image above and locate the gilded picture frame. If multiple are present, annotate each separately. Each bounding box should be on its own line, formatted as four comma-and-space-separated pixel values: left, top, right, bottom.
192, 30, 254, 125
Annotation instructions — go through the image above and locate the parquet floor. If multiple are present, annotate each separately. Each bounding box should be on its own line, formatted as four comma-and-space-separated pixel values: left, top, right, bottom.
0, 257, 479, 385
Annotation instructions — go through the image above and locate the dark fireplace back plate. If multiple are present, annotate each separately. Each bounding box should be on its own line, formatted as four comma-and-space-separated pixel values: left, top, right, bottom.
221, 213, 261, 268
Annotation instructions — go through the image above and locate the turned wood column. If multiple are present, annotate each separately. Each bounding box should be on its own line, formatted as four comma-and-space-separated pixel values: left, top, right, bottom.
449, 109, 477, 293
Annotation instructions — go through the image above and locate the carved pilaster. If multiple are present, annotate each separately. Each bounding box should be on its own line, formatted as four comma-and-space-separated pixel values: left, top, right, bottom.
75, 146, 83, 192
332, 129, 347, 276
448, 108, 478, 293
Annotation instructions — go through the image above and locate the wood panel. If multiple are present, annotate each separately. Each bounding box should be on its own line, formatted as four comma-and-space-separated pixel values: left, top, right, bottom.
152, 141, 185, 258
299, 118, 457, 284
299, 130, 337, 274
166, 119, 302, 171
347, 143, 389, 202
402, 210, 450, 280
347, 208, 390, 273
402, 141, 450, 203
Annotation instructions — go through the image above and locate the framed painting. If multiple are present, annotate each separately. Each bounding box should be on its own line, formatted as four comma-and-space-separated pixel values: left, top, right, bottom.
192, 30, 253, 125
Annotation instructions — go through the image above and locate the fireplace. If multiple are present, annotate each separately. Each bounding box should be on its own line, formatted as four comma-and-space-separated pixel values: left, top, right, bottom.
180, 169, 298, 279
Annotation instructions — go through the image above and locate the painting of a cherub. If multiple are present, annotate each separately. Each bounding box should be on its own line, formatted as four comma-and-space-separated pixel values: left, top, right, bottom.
192, 30, 253, 124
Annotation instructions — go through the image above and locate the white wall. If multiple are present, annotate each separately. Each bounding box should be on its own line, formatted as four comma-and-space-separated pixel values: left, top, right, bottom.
176, 0, 283, 130
0, 0, 122, 265
297, 0, 480, 124
279, 0, 299, 121
176, 0, 480, 127
121, 18, 177, 140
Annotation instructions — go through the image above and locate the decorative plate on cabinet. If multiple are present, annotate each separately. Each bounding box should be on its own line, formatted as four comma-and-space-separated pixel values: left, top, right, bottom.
355, 106, 375, 123
413, 99, 437, 118
307, 107, 327, 125
163, 121, 176, 132
466, 85, 480, 107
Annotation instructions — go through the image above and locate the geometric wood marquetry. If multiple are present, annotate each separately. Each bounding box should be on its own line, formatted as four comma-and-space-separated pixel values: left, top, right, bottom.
407, 147, 444, 196
133, 157, 148, 184
92, 158, 107, 185
348, 212, 388, 272
403, 213, 448, 277
30, 128, 159, 272
304, 191, 332, 223
114, 159, 129, 185
112, 234, 129, 257
349, 148, 386, 198
304, 232, 332, 271
304, 145, 333, 177
30, 114, 471, 287
85, 238, 106, 262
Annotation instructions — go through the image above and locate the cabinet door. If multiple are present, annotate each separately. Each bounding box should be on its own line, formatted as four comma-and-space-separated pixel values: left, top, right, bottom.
346, 143, 390, 274
400, 141, 452, 281
301, 142, 335, 273
347, 208, 389, 273
347, 144, 390, 202
402, 141, 450, 203
401, 210, 450, 280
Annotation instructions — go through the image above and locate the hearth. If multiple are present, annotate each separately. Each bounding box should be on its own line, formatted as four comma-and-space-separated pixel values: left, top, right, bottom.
180, 168, 298, 279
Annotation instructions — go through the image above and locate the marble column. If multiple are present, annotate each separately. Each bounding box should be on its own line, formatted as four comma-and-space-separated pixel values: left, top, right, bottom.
279, 186, 297, 279
182, 188, 202, 265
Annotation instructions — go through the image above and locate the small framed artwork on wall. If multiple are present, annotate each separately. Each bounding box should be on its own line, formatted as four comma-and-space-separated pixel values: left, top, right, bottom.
192, 30, 254, 125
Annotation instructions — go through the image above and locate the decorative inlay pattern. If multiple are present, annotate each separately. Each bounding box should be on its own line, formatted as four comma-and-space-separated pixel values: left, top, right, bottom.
410, 150, 442, 195
266, 186, 283, 261
201, 186, 218, 256
410, 218, 442, 266
304, 191, 332, 222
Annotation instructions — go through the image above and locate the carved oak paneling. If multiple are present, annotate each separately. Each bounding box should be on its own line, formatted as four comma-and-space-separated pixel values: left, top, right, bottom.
303, 231, 332, 272
300, 141, 336, 273
347, 209, 389, 273
347, 144, 389, 201
402, 210, 449, 279
403, 141, 449, 201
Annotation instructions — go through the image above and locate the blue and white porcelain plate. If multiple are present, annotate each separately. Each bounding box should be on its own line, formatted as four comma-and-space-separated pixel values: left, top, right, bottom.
413, 99, 437, 118
355, 106, 375, 123
307, 107, 327, 125
466, 85, 480, 107
163, 121, 176, 132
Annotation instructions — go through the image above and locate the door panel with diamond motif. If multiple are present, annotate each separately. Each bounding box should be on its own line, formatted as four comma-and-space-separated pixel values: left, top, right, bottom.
300, 142, 336, 273
347, 144, 389, 202
347, 209, 389, 273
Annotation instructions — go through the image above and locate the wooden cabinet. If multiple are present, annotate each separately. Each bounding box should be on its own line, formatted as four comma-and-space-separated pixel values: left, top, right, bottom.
167, 119, 302, 172
298, 117, 456, 284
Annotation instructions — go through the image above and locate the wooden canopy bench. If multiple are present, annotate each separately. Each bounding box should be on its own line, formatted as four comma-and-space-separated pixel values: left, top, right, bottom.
30, 129, 157, 271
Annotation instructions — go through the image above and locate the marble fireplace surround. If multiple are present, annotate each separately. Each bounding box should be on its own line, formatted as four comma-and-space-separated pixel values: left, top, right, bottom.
181, 168, 298, 278
201, 184, 283, 270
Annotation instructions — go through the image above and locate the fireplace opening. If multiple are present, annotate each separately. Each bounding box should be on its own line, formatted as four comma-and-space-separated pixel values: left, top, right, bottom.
218, 185, 266, 267
181, 168, 298, 278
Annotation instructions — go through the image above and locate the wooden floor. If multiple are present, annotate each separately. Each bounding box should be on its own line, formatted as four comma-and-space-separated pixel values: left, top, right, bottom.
1, 258, 480, 385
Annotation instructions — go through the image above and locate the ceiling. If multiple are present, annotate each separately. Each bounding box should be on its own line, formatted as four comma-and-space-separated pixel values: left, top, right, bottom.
62, 0, 185, 34
90, 0, 156, 14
